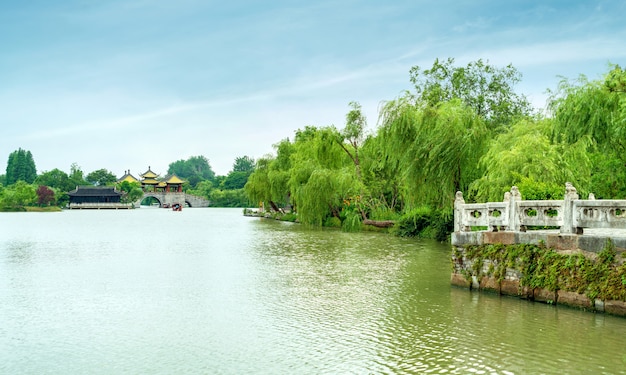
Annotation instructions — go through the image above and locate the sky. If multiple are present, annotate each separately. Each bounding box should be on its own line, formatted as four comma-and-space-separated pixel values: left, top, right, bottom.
1, 0, 625, 178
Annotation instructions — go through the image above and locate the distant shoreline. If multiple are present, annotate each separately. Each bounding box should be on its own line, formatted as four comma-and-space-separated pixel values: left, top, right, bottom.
0, 206, 62, 213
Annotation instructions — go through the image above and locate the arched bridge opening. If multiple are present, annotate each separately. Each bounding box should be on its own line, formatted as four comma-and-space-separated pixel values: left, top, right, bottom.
136, 192, 209, 208
140, 195, 162, 207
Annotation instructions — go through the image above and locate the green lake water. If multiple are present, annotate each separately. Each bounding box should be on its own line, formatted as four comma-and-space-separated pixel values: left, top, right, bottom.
1, 208, 625, 374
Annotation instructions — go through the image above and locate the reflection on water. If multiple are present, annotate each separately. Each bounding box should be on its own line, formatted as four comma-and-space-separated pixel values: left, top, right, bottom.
1, 209, 625, 374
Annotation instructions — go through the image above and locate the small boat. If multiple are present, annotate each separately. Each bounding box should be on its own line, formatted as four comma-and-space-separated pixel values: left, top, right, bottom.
172, 203, 182, 211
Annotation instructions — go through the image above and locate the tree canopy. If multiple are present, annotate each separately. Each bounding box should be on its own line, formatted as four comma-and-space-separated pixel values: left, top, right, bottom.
86, 168, 117, 186
244, 60, 626, 237
232, 156, 255, 173
168, 156, 215, 186
6, 148, 37, 185
409, 57, 531, 132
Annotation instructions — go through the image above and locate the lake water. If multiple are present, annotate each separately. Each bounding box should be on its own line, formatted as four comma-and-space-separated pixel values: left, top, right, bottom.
1, 208, 625, 374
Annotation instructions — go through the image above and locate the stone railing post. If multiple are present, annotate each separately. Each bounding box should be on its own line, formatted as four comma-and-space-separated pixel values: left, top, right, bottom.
508, 186, 521, 231
561, 182, 582, 234
454, 191, 465, 232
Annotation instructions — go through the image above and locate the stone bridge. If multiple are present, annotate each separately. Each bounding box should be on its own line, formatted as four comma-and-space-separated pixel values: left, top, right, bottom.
136, 192, 210, 208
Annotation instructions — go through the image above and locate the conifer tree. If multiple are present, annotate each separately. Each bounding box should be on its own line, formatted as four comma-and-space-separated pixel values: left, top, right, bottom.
5, 148, 37, 185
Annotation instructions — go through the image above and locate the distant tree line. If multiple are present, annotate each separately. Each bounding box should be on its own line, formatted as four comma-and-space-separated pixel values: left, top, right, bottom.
0, 151, 255, 210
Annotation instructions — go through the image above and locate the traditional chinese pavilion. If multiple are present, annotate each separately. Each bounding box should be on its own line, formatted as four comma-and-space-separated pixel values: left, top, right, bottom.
68, 186, 123, 204
134, 167, 185, 192
117, 170, 140, 184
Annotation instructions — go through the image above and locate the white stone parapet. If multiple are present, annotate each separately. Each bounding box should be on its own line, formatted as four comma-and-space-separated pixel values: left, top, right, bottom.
455, 183, 626, 235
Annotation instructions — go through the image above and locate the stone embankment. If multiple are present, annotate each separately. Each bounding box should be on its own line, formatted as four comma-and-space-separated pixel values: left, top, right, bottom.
451, 184, 626, 317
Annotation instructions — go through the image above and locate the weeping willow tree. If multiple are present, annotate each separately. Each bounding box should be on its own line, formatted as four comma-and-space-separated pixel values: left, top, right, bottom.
375, 95, 421, 208
377, 96, 489, 209
550, 68, 624, 151
359, 132, 406, 218
549, 65, 626, 198
288, 126, 362, 227
244, 156, 276, 210
245, 138, 296, 212
470, 118, 592, 201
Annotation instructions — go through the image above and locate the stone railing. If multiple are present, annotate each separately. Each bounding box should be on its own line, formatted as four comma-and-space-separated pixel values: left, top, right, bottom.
455, 183, 626, 235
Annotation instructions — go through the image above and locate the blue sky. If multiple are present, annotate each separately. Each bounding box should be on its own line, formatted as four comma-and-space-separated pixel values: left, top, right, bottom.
1, 0, 625, 177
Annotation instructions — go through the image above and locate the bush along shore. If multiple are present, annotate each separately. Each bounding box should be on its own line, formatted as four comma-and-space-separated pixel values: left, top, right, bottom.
243, 208, 298, 223
242, 207, 453, 237
451, 240, 626, 316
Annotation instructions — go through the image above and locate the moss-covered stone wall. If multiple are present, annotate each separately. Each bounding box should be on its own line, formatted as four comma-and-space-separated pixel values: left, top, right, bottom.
451, 241, 626, 316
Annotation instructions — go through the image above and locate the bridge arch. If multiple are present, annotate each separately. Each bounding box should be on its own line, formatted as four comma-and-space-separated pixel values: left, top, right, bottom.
136, 192, 210, 208
140, 195, 162, 207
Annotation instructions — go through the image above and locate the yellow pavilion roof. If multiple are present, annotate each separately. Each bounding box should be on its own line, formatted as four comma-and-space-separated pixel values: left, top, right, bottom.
141, 167, 158, 179
164, 174, 185, 184
117, 170, 139, 184
142, 178, 159, 185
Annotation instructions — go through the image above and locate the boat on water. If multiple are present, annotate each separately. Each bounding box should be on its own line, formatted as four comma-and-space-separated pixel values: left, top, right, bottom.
172, 203, 182, 211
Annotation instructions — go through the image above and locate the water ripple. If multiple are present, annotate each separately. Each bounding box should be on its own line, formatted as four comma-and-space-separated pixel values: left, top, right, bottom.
2, 211, 626, 374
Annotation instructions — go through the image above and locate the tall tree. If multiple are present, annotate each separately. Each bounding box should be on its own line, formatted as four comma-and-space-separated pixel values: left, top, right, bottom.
232, 156, 255, 173
470, 118, 591, 201
34, 169, 73, 192
378, 96, 489, 208
5, 148, 37, 185
86, 168, 117, 186
224, 155, 256, 190
549, 65, 626, 198
409, 57, 531, 131
245, 156, 276, 210
550, 65, 625, 154
168, 155, 215, 186
337, 101, 367, 180
69, 163, 87, 187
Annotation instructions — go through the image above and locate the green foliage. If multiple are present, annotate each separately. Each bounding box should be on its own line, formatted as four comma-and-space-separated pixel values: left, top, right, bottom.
457, 242, 626, 301
323, 216, 342, 228
588, 152, 626, 199
470, 118, 591, 201
379, 97, 489, 208
35, 169, 73, 192
245, 157, 275, 208
69, 163, 88, 187
410, 57, 531, 132
6, 148, 37, 185
223, 171, 250, 190
187, 180, 214, 199
232, 156, 255, 173
339, 101, 367, 180
117, 181, 143, 203
0, 181, 37, 208
515, 177, 564, 200
391, 206, 432, 237
86, 168, 117, 186
168, 156, 215, 186
209, 188, 250, 207
341, 210, 362, 232
550, 69, 624, 152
